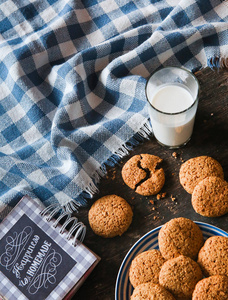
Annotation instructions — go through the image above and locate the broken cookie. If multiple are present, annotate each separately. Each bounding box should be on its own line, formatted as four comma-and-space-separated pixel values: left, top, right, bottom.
121, 154, 165, 196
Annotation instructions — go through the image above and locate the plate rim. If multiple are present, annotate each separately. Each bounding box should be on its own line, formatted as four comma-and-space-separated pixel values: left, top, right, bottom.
115, 221, 228, 300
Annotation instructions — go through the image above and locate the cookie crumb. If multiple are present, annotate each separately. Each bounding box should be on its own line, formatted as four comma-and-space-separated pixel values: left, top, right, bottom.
170, 195, 176, 201
157, 192, 166, 200
211, 113, 214, 116
150, 200, 154, 205
172, 152, 177, 158
111, 170, 116, 180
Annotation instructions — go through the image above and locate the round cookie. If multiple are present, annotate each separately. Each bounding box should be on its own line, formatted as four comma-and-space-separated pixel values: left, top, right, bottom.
179, 156, 224, 194
129, 249, 166, 288
158, 217, 204, 260
131, 282, 176, 300
121, 154, 165, 196
88, 195, 133, 238
159, 255, 203, 300
192, 176, 228, 217
197, 235, 228, 277
192, 275, 228, 300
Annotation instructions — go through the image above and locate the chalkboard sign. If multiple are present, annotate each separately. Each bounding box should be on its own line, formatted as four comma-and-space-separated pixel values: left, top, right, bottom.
0, 196, 100, 300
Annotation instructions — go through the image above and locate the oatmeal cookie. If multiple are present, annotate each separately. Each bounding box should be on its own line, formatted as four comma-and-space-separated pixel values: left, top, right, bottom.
192, 275, 228, 300
179, 156, 224, 194
197, 236, 228, 277
88, 195, 133, 238
122, 154, 165, 196
131, 282, 176, 300
159, 255, 203, 300
192, 176, 228, 217
129, 249, 165, 288
158, 217, 204, 260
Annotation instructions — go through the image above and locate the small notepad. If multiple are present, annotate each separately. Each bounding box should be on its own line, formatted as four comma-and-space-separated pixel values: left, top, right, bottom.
0, 196, 100, 300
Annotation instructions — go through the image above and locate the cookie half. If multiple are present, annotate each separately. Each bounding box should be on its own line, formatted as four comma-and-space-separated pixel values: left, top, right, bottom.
159, 255, 203, 300
192, 275, 228, 300
158, 217, 204, 260
197, 236, 228, 277
88, 195, 133, 238
131, 282, 175, 300
179, 156, 224, 194
129, 249, 165, 288
122, 154, 165, 196
192, 176, 228, 217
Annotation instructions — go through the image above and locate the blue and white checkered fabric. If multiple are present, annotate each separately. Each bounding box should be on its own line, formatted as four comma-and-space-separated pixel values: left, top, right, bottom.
0, 0, 227, 216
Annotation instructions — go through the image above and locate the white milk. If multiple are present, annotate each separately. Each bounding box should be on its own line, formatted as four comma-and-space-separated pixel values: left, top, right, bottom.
147, 84, 197, 147
151, 85, 194, 113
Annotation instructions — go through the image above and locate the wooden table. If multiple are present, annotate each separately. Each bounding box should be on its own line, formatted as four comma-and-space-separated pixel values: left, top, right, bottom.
75, 67, 228, 300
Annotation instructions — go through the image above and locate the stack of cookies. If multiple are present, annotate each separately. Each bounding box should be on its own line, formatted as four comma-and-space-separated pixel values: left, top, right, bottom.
179, 156, 228, 217
129, 217, 228, 300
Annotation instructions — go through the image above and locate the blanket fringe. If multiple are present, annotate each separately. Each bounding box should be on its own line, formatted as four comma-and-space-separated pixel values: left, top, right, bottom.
68, 120, 152, 211
207, 57, 228, 69
220, 57, 228, 68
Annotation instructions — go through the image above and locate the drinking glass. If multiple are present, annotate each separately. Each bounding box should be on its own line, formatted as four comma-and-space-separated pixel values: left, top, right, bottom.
145, 67, 199, 148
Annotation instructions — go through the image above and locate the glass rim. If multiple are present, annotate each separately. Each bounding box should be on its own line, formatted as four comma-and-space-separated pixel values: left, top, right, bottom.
145, 66, 200, 116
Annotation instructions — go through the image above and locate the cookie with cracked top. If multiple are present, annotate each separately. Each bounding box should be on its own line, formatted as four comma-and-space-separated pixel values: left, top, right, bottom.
179, 156, 224, 194
121, 154, 165, 196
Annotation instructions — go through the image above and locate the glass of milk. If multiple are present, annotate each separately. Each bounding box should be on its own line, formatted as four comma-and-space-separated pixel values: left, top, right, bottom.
146, 66, 199, 148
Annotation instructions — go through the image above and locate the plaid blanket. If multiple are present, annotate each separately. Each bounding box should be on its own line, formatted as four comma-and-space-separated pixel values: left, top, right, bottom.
0, 0, 227, 216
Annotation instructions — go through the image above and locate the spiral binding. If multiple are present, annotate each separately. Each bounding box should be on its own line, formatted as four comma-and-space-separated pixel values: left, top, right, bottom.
40, 204, 86, 247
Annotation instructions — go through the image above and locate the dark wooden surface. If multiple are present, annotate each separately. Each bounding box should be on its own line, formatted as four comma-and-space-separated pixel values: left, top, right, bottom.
75, 67, 228, 300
